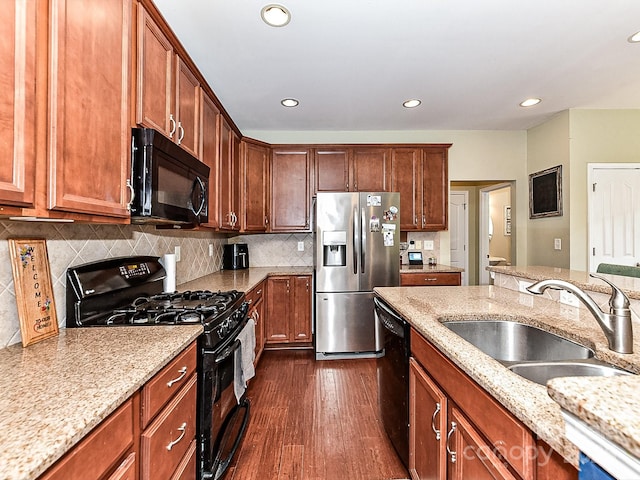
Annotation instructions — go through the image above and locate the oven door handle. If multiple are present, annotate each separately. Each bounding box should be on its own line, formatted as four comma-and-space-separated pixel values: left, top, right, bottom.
215, 339, 241, 365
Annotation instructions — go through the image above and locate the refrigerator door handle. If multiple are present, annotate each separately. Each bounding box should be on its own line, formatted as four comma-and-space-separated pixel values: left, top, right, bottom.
361, 207, 366, 274
353, 206, 359, 275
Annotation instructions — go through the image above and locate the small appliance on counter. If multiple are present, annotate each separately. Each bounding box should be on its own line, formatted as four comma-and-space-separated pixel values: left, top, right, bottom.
223, 243, 249, 270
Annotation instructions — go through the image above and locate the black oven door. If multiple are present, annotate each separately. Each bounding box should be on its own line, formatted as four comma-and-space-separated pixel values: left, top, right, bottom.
199, 339, 250, 480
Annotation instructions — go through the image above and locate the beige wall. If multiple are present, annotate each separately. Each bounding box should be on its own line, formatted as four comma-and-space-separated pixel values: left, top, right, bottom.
526, 111, 571, 267
568, 110, 640, 270
246, 129, 529, 266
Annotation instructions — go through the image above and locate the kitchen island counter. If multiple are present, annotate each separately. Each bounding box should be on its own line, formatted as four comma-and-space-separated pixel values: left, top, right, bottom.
374, 285, 640, 467
0, 325, 202, 480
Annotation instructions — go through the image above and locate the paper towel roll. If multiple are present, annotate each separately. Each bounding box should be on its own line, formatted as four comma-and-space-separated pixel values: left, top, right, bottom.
160, 253, 176, 293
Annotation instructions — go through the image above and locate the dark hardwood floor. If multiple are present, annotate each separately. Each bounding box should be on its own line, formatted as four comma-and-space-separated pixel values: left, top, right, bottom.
225, 350, 409, 480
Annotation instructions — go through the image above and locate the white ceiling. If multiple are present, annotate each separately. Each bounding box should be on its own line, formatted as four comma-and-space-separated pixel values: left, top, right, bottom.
153, 0, 640, 132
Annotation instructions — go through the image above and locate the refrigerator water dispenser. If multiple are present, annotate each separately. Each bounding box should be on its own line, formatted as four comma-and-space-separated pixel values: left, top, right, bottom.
322, 231, 347, 266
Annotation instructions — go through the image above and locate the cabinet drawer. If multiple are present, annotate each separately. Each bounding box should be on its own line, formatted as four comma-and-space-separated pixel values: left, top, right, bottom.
400, 272, 461, 286
142, 342, 197, 427
107, 452, 136, 480
246, 281, 265, 305
40, 399, 134, 480
141, 375, 197, 480
170, 440, 197, 480
411, 328, 535, 479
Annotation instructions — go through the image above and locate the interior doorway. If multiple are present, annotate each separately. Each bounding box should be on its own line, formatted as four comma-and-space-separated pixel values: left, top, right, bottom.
449, 191, 469, 285
479, 182, 515, 285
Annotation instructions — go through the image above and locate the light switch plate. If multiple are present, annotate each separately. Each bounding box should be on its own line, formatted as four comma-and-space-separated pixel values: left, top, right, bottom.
208, 244, 214, 257
297, 241, 304, 252
554, 238, 562, 250
424, 240, 434, 251
560, 290, 580, 308
414, 240, 422, 249
174, 245, 181, 262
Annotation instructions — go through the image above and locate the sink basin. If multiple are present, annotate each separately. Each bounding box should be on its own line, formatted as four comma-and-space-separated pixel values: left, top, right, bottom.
442, 320, 595, 362
508, 361, 633, 385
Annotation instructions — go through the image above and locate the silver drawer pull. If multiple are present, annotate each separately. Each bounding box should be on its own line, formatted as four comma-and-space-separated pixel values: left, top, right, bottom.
167, 366, 188, 387
431, 402, 441, 440
446, 421, 457, 463
166, 422, 187, 451
425, 278, 437, 281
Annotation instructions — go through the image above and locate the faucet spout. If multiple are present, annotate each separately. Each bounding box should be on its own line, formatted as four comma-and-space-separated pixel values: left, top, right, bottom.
526, 274, 633, 354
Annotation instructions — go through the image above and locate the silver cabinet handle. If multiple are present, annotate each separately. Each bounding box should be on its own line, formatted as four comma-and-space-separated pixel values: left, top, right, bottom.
431, 402, 441, 440
446, 421, 457, 463
167, 366, 187, 387
425, 278, 437, 282
177, 122, 185, 144
169, 114, 176, 138
166, 422, 187, 451
125, 178, 135, 211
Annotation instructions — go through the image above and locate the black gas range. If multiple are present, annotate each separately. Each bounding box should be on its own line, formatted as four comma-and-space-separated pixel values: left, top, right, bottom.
65, 256, 251, 480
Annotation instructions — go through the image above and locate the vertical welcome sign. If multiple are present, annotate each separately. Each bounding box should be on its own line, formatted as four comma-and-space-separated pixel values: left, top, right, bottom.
8, 239, 59, 347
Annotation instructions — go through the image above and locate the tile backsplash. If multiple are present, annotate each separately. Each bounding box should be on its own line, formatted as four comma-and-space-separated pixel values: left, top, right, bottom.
0, 221, 227, 348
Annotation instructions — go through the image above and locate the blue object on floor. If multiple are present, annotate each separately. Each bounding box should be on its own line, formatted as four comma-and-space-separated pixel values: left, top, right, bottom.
579, 453, 615, 480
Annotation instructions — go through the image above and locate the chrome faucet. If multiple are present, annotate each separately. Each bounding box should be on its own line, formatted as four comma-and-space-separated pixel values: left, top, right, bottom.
527, 274, 634, 354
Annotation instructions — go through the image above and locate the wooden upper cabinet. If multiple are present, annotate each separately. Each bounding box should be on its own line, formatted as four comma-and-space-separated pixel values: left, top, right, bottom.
48, 0, 131, 218
351, 148, 390, 192
174, 57, 200, 158
200, 92, 220, 229
422, 147, 449, 231
241, 140, 269, 232
315, 148, 349, 192
271, 148, 311, 231
391, 148, 421, 230
219, 118, 240, 230
0, 0, 36, 209
136, 4, 201, 158
136, 3, 173, 137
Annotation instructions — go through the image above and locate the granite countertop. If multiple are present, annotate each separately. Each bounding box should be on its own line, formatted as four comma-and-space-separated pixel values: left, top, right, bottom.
374, 285, 640, 467
400, 263, 464, 273
0, 325, 202, 480
178, 266, 313, 292
488, 265, 640, 301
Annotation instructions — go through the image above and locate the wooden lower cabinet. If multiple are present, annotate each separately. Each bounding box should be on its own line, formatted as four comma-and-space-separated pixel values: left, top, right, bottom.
401, 272, 461, 286
410, 329, 578, 480
246, 280, 266, 365
265, 275, 312, 346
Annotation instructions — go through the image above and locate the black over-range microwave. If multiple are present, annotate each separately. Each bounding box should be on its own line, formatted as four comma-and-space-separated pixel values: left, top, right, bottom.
130, 128, 209, 226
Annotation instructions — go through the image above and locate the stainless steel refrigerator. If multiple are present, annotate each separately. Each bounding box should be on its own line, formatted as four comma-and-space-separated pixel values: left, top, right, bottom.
314, 192, 400, 359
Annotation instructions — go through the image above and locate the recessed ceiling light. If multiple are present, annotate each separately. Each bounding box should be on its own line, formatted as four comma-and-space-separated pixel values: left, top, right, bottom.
261, 4, 291, 27
403, 99, 421, 108
281, 98, 299, 107
628, 30, 640, 43
519, 98, 541, 107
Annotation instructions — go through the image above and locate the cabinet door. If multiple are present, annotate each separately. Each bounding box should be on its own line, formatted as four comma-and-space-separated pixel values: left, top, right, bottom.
242, 141, 269, 232
0, 0, 36, 208
218, 118, 238, 230
270, 149, 311, 231
421, 147, 448, 231
174, 57, 200, 158
448, 407, 518, 480
247, 281, 265, 364
136, 3, 173, 137
265, 276, 291, 343
391, 148, 421, 230
409, 358, 447, 480
292, 275, 311, 342
315, 148, 349, 192
352, 148, 390, 192
48, 0, 131, 218
200, 92, 219, 228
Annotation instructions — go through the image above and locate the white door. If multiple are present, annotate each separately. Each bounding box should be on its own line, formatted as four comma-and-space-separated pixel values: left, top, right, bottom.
449, 191, 469, 285
588, 164, 640, 271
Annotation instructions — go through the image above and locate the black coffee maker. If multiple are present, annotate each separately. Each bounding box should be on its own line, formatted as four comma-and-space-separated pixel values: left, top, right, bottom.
223, 243, 249, 270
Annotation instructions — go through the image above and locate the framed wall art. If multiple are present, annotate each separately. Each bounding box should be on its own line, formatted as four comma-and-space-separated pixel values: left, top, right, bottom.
8, 238, 59, 347
529, 165, 563, 219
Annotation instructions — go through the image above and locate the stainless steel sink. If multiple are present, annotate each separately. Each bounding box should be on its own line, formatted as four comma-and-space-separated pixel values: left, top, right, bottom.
508, 361, 633, 385
442, 320, 595, 362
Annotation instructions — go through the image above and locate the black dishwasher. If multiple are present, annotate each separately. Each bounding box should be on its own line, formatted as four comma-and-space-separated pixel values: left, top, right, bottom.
374, 296, 410, 468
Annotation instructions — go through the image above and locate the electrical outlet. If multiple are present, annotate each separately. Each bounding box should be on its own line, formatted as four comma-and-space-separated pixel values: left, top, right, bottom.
560, 290, 580, 308
518, 280, 533, 294
554, 238, 562, 250
414, 240, 422, 249
424, 240, 434, 251
519, 294, 534, 307
297, 241, 304, 252
208, 244, 214, 257
174, 245, 181, 262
